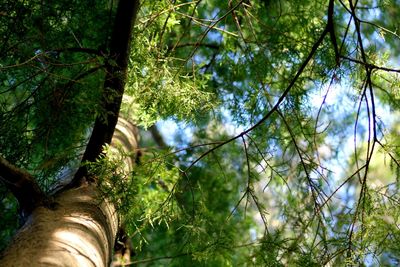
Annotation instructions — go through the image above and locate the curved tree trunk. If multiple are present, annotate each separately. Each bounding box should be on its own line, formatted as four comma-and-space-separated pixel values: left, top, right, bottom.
0, 0, 139, 265
0, 185, 118, 267
0, 118, 139, 267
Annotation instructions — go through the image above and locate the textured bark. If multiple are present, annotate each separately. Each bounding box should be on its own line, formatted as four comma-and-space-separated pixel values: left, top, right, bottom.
0, 184, 118, 267
110, 117, 140, 174
0, 1, 140, 264
0, 117, 139, 266
110, 117, 139, 266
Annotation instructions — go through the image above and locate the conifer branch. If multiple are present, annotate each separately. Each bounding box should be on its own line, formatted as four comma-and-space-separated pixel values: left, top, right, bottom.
0, 156, 46, 216
69, 0, 140, 188
327, 0, 340, 65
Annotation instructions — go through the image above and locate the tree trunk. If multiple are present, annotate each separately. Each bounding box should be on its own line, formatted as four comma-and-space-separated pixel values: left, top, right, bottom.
0, 0, 139, 265
0, 185, 118, 267
0, 117, 139, 267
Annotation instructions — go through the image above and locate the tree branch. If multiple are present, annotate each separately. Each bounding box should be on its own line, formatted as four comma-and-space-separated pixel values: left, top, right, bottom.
0, 156, 46, 216
69, 0, 140, 188
149, 125, 168, 149
171, 42, 220, 50
186, 26, 329, 171
327, 0, 340, 65
340, 55, 400, 73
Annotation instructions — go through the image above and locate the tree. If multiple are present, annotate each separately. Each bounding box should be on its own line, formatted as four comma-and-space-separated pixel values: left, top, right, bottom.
0, 0, 139, 265
1, 0, 400, 266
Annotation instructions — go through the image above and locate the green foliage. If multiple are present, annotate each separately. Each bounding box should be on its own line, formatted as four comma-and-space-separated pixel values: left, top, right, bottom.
122, 1, 215, 127
93, 145, 182, 229
2, 0, 400, 265
0, 0, 111, 249
0, 0, 110, 187
91, 141, 256, 266
0, 190, 18, 251
117, 0, 400, 265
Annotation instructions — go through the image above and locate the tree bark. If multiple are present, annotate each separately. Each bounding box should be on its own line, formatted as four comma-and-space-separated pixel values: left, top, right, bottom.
0, 184, 118, 267
0, 117, 139, 267
0, 1, 140, 265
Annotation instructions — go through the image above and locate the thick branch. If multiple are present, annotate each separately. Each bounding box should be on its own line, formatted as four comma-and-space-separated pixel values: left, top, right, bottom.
149, 125, 168, 149
70, 0, 140, 187
0, 156, 46, 215
327, 0, 339, 65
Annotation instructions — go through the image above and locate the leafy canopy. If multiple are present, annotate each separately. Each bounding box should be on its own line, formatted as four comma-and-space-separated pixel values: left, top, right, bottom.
1, 0, 400, 266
